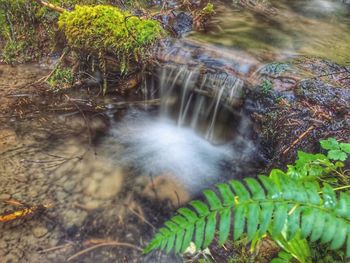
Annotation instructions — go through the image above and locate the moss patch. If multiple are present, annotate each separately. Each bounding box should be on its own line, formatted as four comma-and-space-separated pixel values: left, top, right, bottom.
58, 5, 164, 71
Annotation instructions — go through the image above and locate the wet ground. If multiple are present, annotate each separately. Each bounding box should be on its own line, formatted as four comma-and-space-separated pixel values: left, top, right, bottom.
1, 0, 350, 262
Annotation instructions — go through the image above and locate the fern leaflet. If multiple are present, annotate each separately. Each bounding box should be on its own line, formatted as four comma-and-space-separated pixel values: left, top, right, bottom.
144, 174, 350, 256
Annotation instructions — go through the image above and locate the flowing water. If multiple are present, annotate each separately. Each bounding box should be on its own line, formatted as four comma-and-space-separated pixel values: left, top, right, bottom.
1, 0, 350, 262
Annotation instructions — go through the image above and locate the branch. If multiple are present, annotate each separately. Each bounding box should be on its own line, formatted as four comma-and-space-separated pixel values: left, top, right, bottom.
33, 0, 67, 13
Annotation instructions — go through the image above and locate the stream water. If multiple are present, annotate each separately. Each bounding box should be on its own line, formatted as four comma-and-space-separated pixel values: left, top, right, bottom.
1, 0, 350, 262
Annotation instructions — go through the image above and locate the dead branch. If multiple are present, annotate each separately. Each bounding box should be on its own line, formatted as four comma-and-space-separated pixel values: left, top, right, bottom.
33, 0, 67, 13
282, 125, 315, 155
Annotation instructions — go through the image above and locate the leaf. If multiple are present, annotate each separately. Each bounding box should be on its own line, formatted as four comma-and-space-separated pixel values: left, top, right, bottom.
218, 208, 231, 245
194, 218, 205, 249
330, 221, 348, 250
310, 211, 326, 242
272, 203, 289, 237
259, 202, 274, 235
203, 190, 222, 210
247, 203, 260, 241
203, 212, 217, 248
190, 200, 209, 216
175, 230, 184, 253
245, 178, 265, 199
320, 215, 337, 244
230, 180, 250, 201
328, 149, 347, 161
301, 207, 315, 238
234, 204, 246, 240
178, 207, 198, 223
165, 234, 175, 253
320, 138, 339, 150
217, 183, 235, 206
181, 225, 194, 253
145, 175, 350, 257
340, 142, 350, 154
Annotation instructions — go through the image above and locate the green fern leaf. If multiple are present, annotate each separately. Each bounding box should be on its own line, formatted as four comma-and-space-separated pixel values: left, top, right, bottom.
247, 203, 260, 240
181, 225, 194, 253
203, 212, 217, 248
218, 208, 231, 245
217, 183, 235, 206
259, 201, 274, 235
194, 218, 205, 249
233, 204, 246, 240
144, 175, 350, 258
310, 211, 326, 242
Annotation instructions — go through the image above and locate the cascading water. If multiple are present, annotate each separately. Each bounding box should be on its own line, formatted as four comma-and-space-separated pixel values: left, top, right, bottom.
109, 45, 260, 195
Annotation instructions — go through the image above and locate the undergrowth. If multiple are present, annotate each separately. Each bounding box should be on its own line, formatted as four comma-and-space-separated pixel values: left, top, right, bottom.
47, 66, 74, 90
145, 138, 350, 262
58, 5, 164, 72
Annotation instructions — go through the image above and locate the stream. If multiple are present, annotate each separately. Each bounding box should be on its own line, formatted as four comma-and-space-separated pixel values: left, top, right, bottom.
0, 0, 350, 262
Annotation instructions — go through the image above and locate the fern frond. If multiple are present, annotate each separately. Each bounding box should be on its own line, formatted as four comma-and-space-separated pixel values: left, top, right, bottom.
144, 174, 350, 256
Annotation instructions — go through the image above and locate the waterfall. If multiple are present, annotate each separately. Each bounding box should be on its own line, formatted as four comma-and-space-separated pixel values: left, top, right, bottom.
143, 61, 245, 143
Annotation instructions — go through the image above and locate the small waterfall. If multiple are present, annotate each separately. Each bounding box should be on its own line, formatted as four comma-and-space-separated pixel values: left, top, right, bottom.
143, 61, 245, 143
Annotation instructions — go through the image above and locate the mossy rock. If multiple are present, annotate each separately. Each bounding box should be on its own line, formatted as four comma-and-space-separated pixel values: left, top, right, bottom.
58, 5, 164, 72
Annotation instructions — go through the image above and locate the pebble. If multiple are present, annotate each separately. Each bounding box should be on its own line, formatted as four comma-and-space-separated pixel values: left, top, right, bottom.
63, 180, 76, 192
0, 240, 8, 249
0, 193, 11, 200
32, 226, 48, 238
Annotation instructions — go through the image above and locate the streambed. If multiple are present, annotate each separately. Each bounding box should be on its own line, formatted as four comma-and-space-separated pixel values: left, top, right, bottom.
0, 0, 350, 263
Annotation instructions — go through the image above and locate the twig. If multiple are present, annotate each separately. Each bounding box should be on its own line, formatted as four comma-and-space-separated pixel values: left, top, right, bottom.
282, 126, 315, 155
32, 0, 66, 13
39, 243, 74, 253
42, 50, 69, 83
65, 95, 93, 146
67, 241, 142, 261
125, 205, 156, 230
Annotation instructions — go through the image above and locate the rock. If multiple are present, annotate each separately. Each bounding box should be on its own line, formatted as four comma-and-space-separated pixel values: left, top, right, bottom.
84, 166, 123, 199
62, 209, 87, 229
32, 226, 48, 238
0, 240, 8, 249
0, 193, 11, 201
63, 180, 76, 192
297, 79, 350, 112
171, 12, 193, 36
155, 12, 193, 37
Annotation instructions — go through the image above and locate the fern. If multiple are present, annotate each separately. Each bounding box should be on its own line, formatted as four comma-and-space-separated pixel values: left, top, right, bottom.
144, 173, 350, 256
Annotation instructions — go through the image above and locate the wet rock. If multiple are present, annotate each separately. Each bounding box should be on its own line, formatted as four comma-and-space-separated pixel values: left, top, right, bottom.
62, 209, 87, 229
297, 79, 350, 112
0, 240, 8, 249
0, 193, 11, 201
142, 174, 190, 207
32, 226, 49, 238
63, 180, 77, 192
84, 166, 123, 199
171, 12, 193, 36
156, 12, 193, 36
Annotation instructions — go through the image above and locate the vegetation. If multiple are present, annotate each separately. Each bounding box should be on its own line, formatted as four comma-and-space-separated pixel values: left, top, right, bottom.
58, 5, 164, 72
47, 66, 74, 90
144, 138, 350, 262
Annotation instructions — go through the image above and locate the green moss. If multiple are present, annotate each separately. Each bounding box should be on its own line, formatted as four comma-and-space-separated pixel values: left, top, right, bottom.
58, 5, 164, 70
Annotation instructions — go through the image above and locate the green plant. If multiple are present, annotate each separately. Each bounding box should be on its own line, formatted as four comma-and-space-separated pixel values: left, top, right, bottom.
58, 5, 164, 72
261, 79, 272, 94
2, 40, 27, 64
144, 139, 350, 261
47, 66, 74, 89
202, 3, 214, 14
